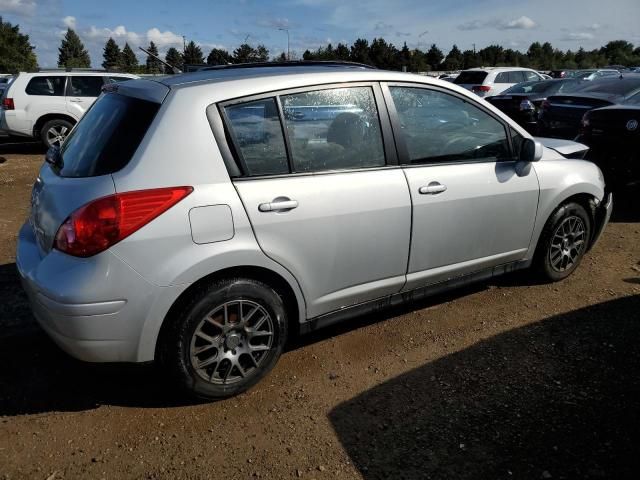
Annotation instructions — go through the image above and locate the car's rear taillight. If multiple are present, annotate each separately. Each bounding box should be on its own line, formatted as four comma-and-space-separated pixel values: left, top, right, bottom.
54, 186, 193, 257
472, 85, 491, 93
540, 100, 551, 110
2, 98, 14, 110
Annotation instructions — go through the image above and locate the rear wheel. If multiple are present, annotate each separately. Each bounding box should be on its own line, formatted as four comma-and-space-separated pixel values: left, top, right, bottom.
40, 118, 73, 148
534, 202, 591, 281
160, 278, 287, 400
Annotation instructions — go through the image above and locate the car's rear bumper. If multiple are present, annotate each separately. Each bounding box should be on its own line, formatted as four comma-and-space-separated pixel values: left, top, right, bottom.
589, 192, 613, 250
16, 222, 179, 363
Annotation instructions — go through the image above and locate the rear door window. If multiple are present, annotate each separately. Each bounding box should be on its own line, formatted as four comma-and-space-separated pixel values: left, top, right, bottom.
280, 86, 385, 172
508, 71, 526, 83
58, 93, 160, 177
68, 76, 104, 97
495, 72, 510, 83
524, 71, 540, 81
107, 76, 133, 83
25, 76, 66, 96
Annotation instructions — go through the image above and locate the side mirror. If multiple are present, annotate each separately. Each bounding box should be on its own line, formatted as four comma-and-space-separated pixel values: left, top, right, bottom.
520, 138, 543, 162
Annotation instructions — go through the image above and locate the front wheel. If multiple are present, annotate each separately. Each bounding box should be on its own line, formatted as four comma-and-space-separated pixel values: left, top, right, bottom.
160, 278, 288, 400
534, 202, 592, 282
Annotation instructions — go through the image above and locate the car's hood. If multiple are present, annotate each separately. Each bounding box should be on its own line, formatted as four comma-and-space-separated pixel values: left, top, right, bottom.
534, 136, 589, 158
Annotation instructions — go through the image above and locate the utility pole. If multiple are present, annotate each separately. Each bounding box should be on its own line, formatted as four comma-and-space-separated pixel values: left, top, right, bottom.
473, 43, 476, 54
183, 35, 186, 54
278, 28, 290, 60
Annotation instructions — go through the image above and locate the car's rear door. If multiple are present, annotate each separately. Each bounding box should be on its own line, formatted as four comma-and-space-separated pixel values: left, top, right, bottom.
383, 83, 539, 290
220, 83, 412, 318
65, 76, 105, 118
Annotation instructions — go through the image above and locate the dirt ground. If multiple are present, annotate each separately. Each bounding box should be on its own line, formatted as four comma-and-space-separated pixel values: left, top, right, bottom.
1, 140, 639, 480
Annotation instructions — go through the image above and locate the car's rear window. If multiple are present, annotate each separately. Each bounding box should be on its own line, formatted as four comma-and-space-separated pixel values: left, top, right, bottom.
58, 93, 160, 177
454, 71, 488, 85
574, 78, 640, 96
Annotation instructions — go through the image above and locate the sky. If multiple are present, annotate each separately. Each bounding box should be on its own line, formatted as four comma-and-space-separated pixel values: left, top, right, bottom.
2, 0, 640, 68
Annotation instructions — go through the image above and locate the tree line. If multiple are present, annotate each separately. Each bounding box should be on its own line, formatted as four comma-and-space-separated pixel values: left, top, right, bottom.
2, 16, 640, 75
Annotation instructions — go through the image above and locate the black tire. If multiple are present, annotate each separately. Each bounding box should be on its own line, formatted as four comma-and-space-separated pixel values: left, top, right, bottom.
534, 202, 592, 282
40, 118, 74, 149
160, 278, 288, 400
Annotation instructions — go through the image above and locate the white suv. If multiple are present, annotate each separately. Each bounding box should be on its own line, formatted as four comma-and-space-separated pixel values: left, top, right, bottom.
455, 67, 544, 97
0, 70, 137, 147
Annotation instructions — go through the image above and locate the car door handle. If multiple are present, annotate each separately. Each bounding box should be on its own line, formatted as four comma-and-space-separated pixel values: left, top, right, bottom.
258, 199, 298, 212
419, 182, 447, 195
69, 98, 82, 103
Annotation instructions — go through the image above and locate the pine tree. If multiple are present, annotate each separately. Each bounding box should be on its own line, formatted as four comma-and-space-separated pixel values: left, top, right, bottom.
183, 40, 204, 65
145, 41, 162, 74
58, 28, 90, 68
425, 44, 444, 70
165, 47, 183, 74
207, 48, 232, 65
232, 43, 269, 63
102, 38, 120, 71
119, 43, 138, 73
0, 16, 38, 73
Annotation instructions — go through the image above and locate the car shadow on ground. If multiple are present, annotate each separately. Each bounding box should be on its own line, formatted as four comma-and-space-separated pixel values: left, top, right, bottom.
0, 138, 45, 157
329, 294, 640, 480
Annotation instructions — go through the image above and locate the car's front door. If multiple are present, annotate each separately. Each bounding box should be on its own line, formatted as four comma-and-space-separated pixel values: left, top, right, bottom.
224, 85, 412, 318
384, 84, 539, 290
65, 76, 104, 118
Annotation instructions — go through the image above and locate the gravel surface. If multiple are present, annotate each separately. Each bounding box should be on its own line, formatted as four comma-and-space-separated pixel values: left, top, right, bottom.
1, 141, 639, 479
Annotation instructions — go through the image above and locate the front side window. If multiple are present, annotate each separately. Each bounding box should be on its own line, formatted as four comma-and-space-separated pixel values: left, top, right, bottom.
225, 98, 289, 176
25, 76, 65, 96
524, 71, 540, 82
69, 76, 104, 97
389, 86, 510, 164
281, 86, 385, 172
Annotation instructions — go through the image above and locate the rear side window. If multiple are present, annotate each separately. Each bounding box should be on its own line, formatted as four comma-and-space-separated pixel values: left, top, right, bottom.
25, 76, 65, 96
107, 76, 133, 83
454, 71, 488, 85
494, 72, 510, 83
224, 98, 289, 176
58, 93, 160, 177
68, 76, 104, 97
280, 86, 385, 172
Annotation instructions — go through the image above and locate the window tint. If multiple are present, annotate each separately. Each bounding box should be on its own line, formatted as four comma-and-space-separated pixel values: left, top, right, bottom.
25, 76, 65, 96
389, 87, 510, 164
107, 76, 133, 83
524, 71, 540, 81
58, 93, 160, 177
225, 98, 289, 176
454, 71, 488, 84
494, 72, 510, 83
69, 76, 104, 97
507, 71, 523, 83
281, 87, 385, 172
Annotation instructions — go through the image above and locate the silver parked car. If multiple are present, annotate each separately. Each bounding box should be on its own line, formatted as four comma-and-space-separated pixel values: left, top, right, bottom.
17, 62, 612, 400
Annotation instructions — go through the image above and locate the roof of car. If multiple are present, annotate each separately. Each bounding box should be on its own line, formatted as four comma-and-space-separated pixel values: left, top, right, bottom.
156, 64, 429, 88
463, 67, 536, 72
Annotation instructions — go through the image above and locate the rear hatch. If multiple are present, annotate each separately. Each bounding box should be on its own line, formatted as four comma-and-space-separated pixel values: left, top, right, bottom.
588, 106, 640, 140
542, 94, 615, 128
454, 71, 488, 92
487, 93, 535, 115
29, 80, 166, 256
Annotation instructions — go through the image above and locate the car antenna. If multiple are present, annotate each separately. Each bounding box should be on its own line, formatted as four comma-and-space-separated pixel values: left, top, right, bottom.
138, 46, 182, 74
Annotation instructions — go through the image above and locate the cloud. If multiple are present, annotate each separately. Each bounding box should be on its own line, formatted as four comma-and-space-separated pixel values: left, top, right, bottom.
458, 16, 537, 31
0, 0, 36, 16
561, 32, 595, 41
374, 21, 393, 31
497, 16, 537, 30
255, 17, 292, 29
62, 16, 76, 29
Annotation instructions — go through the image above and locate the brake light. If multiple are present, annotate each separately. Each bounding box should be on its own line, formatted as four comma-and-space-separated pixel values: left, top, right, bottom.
54, 186, 193, 257
2, 98, 14, 110
541, 100, 551, 110
519, 99, 535, 111
472, 85, 491, 93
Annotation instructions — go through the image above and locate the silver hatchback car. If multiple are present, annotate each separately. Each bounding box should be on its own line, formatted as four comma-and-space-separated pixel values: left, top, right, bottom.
17, 62, 612, 399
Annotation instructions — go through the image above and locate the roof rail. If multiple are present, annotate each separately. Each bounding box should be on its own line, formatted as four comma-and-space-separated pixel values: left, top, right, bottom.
197, 60, 377, 72
36, 68, 108, 73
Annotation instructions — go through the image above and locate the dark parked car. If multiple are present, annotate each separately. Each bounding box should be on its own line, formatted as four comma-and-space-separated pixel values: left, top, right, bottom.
486, 79, 583, 133
576, 91, 640, 188
538, 75, 640, 139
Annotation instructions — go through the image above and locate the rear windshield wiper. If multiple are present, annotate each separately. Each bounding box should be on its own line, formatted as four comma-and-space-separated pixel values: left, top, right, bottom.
45, 146, 64, 170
